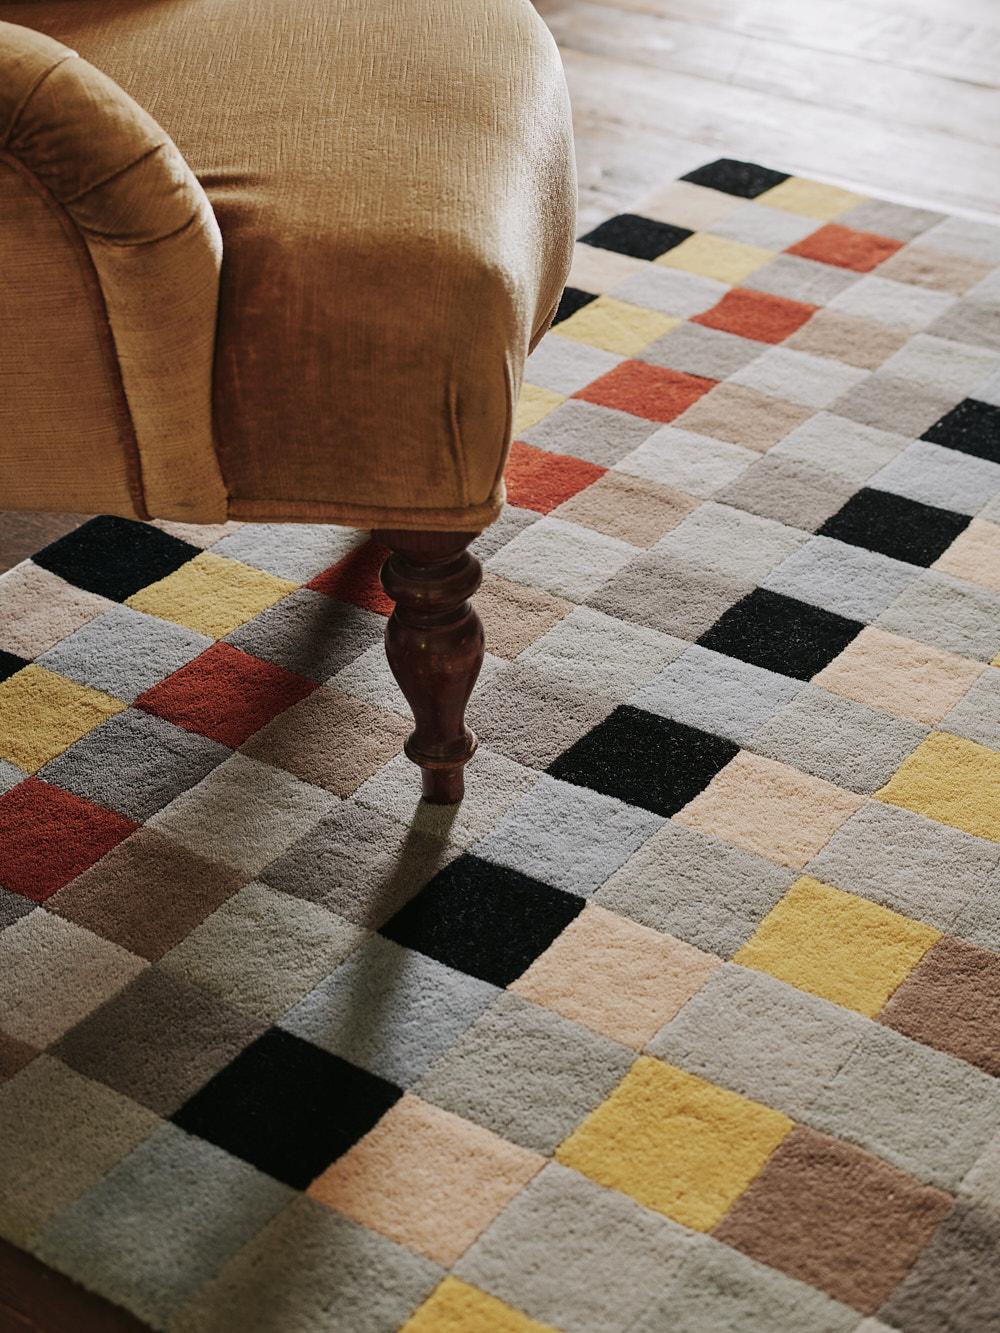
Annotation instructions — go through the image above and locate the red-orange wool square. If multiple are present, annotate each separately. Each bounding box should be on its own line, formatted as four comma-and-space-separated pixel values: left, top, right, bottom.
787, 224, 904, 273
573, 361, 716, 422
135, 642, 317, 748
0, 777, 138, 901
692, 289, 818, 344
308, 539, 394, 615
504, 442, 606, 513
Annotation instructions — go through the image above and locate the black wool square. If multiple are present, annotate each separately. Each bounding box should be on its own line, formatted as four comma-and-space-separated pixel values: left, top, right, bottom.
552, 286, 599, 325
380, 854, 584, 987
698, 589, 863, 681
171, 1028, 402, 1189
579, 213, 693, 261
680, 159, 790, 199
0, 650, 29, 683
547, 706, 739, 818
818, 487, 970, 567
32, 515, 200, 602
921, 398, 1000, 464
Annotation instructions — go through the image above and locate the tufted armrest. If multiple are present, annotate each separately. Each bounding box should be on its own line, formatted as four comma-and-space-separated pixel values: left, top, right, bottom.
0, 21, 228, 520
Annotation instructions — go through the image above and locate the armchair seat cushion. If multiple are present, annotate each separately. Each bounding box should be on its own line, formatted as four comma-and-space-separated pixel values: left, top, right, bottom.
1, 0, 575, 528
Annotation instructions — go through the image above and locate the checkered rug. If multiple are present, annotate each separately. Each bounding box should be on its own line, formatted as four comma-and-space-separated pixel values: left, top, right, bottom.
1, 159, 999, 1333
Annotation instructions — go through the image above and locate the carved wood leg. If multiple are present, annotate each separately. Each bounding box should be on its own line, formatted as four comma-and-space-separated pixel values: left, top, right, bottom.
375, 528, 484, 804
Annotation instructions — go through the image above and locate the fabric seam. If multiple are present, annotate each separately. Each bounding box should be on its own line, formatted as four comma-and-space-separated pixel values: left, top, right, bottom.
2, 51, 75, 148
63, 139, 167, 207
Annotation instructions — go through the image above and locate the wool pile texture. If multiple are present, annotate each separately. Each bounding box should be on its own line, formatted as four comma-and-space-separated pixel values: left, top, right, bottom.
1, 160, 1000, 1333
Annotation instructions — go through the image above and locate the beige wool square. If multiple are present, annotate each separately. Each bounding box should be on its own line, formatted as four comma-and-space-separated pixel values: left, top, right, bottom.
877, 246, 992, 295
933, 519, 1000, 593
814, 627, 984, 724
635, 180, 741, 230
511, 904, 720, 1048
0, 562, 111, 658
568, 242, 648, 293
675, 751, 864, 870
308, 1094, 544, 1265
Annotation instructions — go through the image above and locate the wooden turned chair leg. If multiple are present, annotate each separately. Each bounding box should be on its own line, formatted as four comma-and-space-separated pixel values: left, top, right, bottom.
375, 528, 484, 804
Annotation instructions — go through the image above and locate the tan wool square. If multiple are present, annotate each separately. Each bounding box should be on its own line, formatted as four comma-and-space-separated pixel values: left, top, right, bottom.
877, 246, 992, 295
676, 384, 812, 452
0, 1057, 158, 1247
241, 686, 409, 797
785, 310, 908, 370
554, 472, 699, 546
0, 912, 146, 1047
476, 571, 572, 659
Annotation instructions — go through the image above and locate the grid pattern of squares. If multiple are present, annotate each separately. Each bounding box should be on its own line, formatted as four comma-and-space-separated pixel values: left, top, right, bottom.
1, 160, 999, 1333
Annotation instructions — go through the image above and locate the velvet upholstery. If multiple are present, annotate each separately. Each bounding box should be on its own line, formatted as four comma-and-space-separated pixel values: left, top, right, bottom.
0, 0, 576, 528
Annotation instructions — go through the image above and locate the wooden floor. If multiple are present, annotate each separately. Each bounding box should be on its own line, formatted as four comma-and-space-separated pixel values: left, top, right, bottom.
0, 1239, 147, 1333
538, 0, 1000, 232
0, 512, 87, 578
1, 1, 999, 1327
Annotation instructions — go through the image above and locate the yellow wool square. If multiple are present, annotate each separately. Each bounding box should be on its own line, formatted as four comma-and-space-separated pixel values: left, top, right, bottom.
755, 177, 865, 220
734, 877, 941, 1016
126, 551, 296, 639
556, 1057, 792, 1231
0, 665, 125, 772
555, 297, 678, 355
876, 731, 1000, 842
401, 1278, 556, 1333
656, 233, 775, 284
513, 383, 564, 435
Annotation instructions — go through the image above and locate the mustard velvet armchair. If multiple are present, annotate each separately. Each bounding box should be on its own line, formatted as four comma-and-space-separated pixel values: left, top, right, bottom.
0, 0, 576, 800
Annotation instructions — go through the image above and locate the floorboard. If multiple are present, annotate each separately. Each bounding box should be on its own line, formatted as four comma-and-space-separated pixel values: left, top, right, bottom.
0, 513, 85, 577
